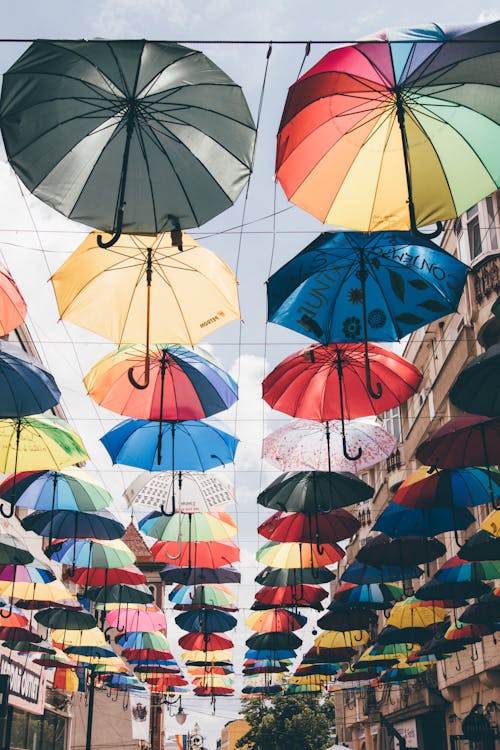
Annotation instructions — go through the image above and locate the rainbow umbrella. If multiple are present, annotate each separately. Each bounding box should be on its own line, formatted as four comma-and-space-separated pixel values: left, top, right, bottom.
169, 584, 237, 612
435, 556, 500, 582
139, 510, 237, 542
0, 468, 112, 513
379, 662, 429, 683
256, 540, 344, 569
116, 632, 171, 651
334, 582, 404, 609
152, 539, 239, 568
48, 539, 135, 569
393, 466, 500, 509
276, 21, 500, 233
245, 609, 306, 633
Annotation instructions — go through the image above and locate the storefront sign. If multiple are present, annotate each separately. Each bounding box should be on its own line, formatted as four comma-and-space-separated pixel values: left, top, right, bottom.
0, 647, 46, 715
130, 690, 150, 741
394, 718, 418, 749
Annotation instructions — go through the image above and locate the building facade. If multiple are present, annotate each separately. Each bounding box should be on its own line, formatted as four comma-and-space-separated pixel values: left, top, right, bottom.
219, 719, 250, 750
334, 192, 500, 750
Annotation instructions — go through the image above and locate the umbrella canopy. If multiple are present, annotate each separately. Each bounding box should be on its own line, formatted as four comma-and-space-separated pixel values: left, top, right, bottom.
416, 415, 500, 469
68, 565, 145, 588
258, 508, 360, 544
276, 21, 500, 232
318, 606, 378, 632
160, 565, 240, 586
341, 560, 424, 584
357, 534, 446, 568
377, 625, 435, 646
169, 584, 237, 612
246, 632, 302, 651
124, 470, 235, 513
393, 466, 500, 508
34, 608, 97, 630
0, 468, 112, 512
458, 530, 500, 562
263, 343, 421, 422
255, 584, 327, 610
255, 566, 335, 587
0, 416, 87, 474
386, 601, 446, 629
175, 609, 237, 633
0, 534, 33, 566
85, 344, 238, 420
435, 556, 500, 583
101, 418, 238, 475
263, 417, 397, 473
334, 582, 403, 609
152, 539, 239, 568
106, 608, 166, 633
1, 40, 256, 239
139, 510, 237, 542
267, 231, 467, 344
256, 540, 344, 569
246, 609, 307, 633
0, 580, 76, 607
22, 509, 125, 540
314, 630, 369, 649
414, 577, 491, 602
379, 663, 429, 683
0, 341, 60, 418
257, 471, 373, 513
48, 538, 135, 569
178, 632, 233, 651
0, 562, 55, 585
90, 584, 154, 607
52, 232, 240, 354
117, 632, 171, 651
373, 501, 475, 538
460, 593, 500, 625
0, 264, 26, 336
450, 343, 500, 417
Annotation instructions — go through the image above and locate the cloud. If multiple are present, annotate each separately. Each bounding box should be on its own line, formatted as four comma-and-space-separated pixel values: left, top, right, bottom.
477, 9, 500, 21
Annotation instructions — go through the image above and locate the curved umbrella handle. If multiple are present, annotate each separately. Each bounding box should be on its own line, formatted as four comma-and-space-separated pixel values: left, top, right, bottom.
0, 502, 15, 519
353, 630, 364, 643
160, 495, 176, 517
97, 226, 122, 249
127, 366, 150, 390
411, 221, 444, 240
342, 432, 362, 462
0, 602, 13, 618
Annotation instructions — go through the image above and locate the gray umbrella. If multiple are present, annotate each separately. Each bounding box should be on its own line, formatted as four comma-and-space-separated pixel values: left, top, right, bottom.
0, 40, 256, 247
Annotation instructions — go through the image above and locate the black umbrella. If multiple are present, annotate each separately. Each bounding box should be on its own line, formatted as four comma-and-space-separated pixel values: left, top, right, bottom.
356, 533, 446, 568
0, 40, 256, 248
255, 566, 335, 587
245, 632, 302, 651
460, 593, 500, 626
86, 584, 154, 606
317, 606, 378, 632
376, 624, 435, 646
35, 608, 97, 630
450, 344, 500, 417
160, 564, 241, 585
414, 578, 491, 602
458, 530, 500, 562
341, 560, 424, 585
257, 471, 373, 513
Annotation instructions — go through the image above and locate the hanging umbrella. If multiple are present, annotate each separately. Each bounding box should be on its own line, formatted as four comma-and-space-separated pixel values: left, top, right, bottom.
444, 622, 495, 642
0, 468, 112, 515
267, 231, 467, 396
458, 530, 500, 562
414, 577, 491, 602
22, 509, 125, 541
373, 501, 475, 538
1, 40, 255, 242
276, 21, 500, 233
160, 565, 240, 586
122, 649, 174, 663
450, 344, 500, 417
175, 609, 237, 633
393, 466, 500, 509
255, 584, 327, 610
246, 632, 302, 651
258, 508, 360, 545
117, 631, 171, 651
0, 626, 42, 644
139, 510, 236, 542
68, 565, 145, 588
416, 415, 500, 469
0, 341, 60, 418
460, 592, 500, 626
386, 601, 446, 629
124, 470, 235, 513
152, 539, 239, 568
356, 534, 446, 568
255, 566, 335, 587
0, 561, 55, 585
314, 630, 369, 649
35, 608, 97, 630
86, 584, 154, 608
379, 663, 429, 683
84, 344, 238, 420
434, 556, 500, 583
336, 667, 379, 683
295, 664, 340, 676
245, 649, 296, 662
0, 264, 26, 336
263, 343, 421, 460
106, 608, 166, 633
334, 582, 404, 609
101, 418, 238, 486
169, 584, 237, 612
246, 609, 307, 633
318, 606, 378, 632
178, 632, 233, 651
257, 471, 373, 513
263, 417, 397, 473
52, 627, 107, 649
0, 533, 33, 565
52, 232, 240, 387
48, 538, 135, 569
480, 510, 500, 535
256, 540, 344, 569
377, 625, 435, 646
341, 560, 424, 584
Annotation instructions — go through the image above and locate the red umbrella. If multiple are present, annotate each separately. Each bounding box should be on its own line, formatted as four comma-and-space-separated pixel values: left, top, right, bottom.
416, 415, 500, 468
194, 686, 233, 696
255, 584, 327, 609
258, 508, 360, 544
246, 608, 306, 633
151, 539, 239, 567
0, 264, 27, 336
178, 632, 233, 651
67, 566, 146, 587
263, 343, 420, 460
122, 648, 174, 661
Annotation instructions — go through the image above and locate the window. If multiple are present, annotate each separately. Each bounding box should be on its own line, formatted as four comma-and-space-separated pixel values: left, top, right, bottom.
486, 195, 498, 250
467, 205, 482, 259
383, 407, 401, 443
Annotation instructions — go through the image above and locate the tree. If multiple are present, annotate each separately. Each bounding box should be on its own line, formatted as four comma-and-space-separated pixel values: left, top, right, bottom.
236, 693, 336, 750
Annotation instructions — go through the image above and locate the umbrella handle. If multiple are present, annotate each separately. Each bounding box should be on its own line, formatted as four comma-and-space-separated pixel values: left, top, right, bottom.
97, 209, 124, 248
0, 502, 15, 519
0, 602, 13, 618
342, 432, 362, 462
127, 366, 150, 390
160, 496, 176, 517
411, 221, 444, 240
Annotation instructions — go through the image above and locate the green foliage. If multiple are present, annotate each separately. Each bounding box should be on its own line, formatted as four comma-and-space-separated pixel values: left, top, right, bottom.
236, 693, 336, 750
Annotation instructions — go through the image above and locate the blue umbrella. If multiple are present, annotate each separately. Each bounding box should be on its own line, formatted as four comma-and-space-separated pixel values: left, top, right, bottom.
21, 509, 124, 541
0, 468, 112, 512
245, 649, 296, 661
267, 231, 468, 398
0, 340, 60, 418
373, 502, 475, 538
175, 609, 237, 633
341, 560, 424, 585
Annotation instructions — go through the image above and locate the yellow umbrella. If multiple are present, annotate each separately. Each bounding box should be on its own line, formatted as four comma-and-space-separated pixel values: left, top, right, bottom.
289, 674, 327, 686
0, 579, 76, 605
192, 676, 233, 688
0, 416, 87, 473
314, 629, 369, 649
51, 231, 240, 385
52, 627, 106, 649
481, 509, 500, 536
387, 601, 446, 629
182, 650, 232, 662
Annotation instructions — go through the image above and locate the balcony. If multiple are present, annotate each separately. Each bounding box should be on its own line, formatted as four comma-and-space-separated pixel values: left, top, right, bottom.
472, 252, 500, 304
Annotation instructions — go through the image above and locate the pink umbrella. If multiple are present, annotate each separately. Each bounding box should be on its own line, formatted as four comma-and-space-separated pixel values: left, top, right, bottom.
105, 606, 166, 633
0, 264, 27, 336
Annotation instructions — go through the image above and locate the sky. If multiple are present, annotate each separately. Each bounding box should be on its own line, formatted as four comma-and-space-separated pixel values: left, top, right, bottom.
0, 1, 498, 747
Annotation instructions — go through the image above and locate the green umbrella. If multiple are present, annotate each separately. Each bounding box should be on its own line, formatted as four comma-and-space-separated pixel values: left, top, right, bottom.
34, 608, 97, 631
0, 40, 256, 247
88, 584, 154, 607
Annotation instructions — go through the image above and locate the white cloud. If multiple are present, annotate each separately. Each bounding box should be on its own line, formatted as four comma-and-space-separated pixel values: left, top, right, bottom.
477, 9, 500, 21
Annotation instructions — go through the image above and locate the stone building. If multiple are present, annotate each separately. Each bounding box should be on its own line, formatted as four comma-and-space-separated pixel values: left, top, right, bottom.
334, 191, 500, 750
